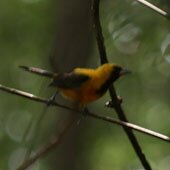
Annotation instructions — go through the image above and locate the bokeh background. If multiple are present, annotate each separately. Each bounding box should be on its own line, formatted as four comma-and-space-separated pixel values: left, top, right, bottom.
0, 0, 170, 170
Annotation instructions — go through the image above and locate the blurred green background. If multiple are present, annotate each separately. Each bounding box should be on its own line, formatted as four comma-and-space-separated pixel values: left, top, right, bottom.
0, 0, 170, 170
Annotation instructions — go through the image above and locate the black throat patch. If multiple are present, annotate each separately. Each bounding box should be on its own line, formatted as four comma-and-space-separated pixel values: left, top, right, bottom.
96, 67, 121, 95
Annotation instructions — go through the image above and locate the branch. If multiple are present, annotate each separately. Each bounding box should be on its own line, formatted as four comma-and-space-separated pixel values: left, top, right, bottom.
17, 117, 75, 170
92, 0, 108, 63
0, 84, 170, 169
0, 84, 169, 142
136, 0, 170, 20
92, 0, 152, 169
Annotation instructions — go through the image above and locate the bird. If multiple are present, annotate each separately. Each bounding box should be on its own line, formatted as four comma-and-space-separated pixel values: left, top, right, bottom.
19, 63, 130, 106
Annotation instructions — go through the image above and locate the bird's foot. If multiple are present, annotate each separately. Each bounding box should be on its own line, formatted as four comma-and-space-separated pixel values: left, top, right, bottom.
76, 107, 89, 125
47, 91, 58, 106
82, 107, 89, 116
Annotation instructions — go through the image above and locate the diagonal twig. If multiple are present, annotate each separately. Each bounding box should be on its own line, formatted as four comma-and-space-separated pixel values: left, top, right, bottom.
136, 0, 170, 20
1, 84, 170, 169
0, 84, 170, 142
17, 117, 75, 170
92, 0, 152, 169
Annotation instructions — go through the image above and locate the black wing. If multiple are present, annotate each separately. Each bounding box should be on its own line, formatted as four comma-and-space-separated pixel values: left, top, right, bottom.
49, 72, 90, 89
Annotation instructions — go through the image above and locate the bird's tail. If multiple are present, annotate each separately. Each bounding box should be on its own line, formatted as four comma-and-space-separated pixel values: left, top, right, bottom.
19, 66, 57, 78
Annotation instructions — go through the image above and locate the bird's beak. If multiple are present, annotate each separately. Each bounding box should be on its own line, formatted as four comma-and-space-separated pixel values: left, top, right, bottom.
119, 68, 131, 76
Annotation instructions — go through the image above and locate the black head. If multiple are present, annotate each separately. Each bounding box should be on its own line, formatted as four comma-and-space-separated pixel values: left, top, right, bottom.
96, 64, 130, 94
110, 64, 130, 82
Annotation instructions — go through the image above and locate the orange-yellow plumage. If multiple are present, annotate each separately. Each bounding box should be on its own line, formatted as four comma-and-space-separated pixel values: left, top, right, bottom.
19, 63, 129, 105
58, 63, 123, 104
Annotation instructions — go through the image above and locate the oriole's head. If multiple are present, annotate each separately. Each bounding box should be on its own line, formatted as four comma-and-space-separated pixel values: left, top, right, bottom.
98, 63, 130, 82
94, 63, 130, 95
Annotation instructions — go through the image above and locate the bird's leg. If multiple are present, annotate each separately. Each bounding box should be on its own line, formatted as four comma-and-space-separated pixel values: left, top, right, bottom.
105, 95, 123, 108
76, 106, 89, 125
82, 107, 89, 116
47, 90, 59, 106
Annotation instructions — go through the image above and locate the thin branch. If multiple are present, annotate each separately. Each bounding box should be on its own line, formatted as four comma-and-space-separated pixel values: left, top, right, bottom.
92, 0, 108, 63
92, 0, 152, 169
0, 84, 170, 169
136, 0, 170, 20
0, 84, 170, 142
17, 117, 75, 170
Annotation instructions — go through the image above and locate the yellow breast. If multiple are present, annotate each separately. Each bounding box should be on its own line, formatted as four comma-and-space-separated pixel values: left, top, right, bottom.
59, 86, 102, 104
59, 64, 115, 104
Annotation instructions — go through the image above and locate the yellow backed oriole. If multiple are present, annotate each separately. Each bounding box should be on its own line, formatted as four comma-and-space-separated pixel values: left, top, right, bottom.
19, 63, 130, 104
